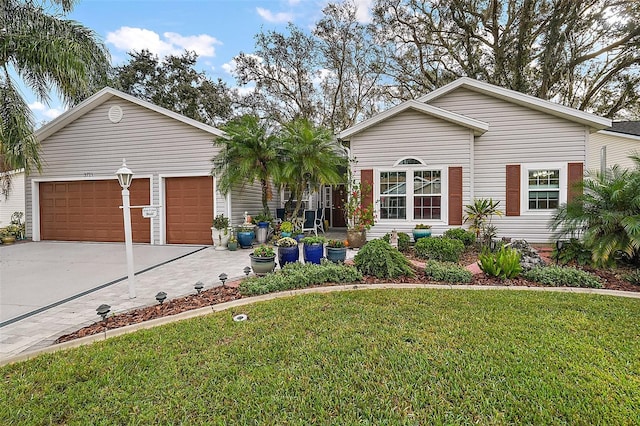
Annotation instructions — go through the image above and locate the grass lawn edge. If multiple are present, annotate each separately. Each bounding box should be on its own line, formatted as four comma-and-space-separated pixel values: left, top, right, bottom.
3, 282, 639, 367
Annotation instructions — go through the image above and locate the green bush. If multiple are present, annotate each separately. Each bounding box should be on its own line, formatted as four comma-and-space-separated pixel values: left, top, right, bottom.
354, 239, 415, 278
443, 228, 476, 247
239, 261, 362, 296
382, 232, 411, 252
624, 269, 640, 286
415, 237, 465, 263
554, 238, 593, 266
523, 266, 602, 288
424, 260, 472, 283
478, 246, 522, 279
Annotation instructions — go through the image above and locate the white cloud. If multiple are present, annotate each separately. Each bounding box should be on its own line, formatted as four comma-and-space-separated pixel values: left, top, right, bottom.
106, 26, 221, 58
256, 7, 294, 23
29, 101, 65, 122
353, 0, 374, 23
312, 68, 334, 84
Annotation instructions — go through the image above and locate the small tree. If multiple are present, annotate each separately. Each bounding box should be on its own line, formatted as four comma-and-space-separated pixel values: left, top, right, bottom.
464, 198, 503, 245
212, 115, 281, 216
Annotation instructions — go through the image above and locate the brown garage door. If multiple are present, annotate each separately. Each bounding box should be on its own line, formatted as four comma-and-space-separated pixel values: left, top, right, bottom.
165, 176, 214, 244
39, 179, 150, 242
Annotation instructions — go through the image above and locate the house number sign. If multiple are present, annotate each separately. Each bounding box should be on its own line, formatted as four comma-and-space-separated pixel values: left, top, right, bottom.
142, 207, 159, 218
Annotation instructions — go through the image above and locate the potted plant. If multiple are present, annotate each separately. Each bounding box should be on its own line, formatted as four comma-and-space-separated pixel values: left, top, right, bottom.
280, 221, 293, 237
227, 232, 238, 251
301, 236, 326, 264
344, 181, 375, 248
326, 239, 348, 263
275, 237, 299, 267
249, 245, 276, 275
1, 225, 20, 245
253, 211, 272, 243
211, 214, 231, 250
412, 224, 432, 242
237, 223, 256, 249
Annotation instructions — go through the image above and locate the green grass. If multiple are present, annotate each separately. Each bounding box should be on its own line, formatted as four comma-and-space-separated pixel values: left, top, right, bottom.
2, 289, 640, 424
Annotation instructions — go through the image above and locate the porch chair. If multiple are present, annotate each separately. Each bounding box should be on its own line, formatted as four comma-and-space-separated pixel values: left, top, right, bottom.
314, 207, 326, 234
301, 209, 317, 236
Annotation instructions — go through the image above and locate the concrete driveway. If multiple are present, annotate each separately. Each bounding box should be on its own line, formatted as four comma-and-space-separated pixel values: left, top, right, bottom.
0, 241, 205, 325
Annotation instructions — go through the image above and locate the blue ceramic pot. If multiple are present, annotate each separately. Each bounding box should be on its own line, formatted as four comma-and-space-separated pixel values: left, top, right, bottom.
278, 245, 299, 267
237, 231, 255, 248
303, 243, 323, 264
412, 228, 432, 242
326, 247, 347, 263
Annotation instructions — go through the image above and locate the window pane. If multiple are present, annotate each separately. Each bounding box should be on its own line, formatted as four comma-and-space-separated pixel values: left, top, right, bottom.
414, 196, 441, 220
380, 196, 406, 219
528, 170, 559, 190
380, 171, 406, 195
398, 158, 422, 165
528, 191, 559, 209
414, 170, 441, 195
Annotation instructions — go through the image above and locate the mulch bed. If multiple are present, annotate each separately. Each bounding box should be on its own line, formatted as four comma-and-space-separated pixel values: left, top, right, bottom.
54, 253, 639, 345
55, 286, 242, 344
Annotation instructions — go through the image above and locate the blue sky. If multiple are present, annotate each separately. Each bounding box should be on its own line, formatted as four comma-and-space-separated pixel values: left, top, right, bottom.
27, 0, 373, 125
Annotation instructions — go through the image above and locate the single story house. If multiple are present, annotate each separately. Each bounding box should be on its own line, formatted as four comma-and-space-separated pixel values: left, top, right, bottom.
26, 88, 271, 245
588, 121, 640, 172
338, 77, 614, 243
0, 169, 25, 227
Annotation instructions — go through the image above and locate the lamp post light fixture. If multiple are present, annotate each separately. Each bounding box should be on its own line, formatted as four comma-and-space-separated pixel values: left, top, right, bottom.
555, 240, 565, 265
96, 304, 111, 322
219, 273, 228, 286
116, 159, 136, 299
244, 266, 251, 276
489, 239, 497, 252
155, 291, 167, 304
194, 281, 204, 294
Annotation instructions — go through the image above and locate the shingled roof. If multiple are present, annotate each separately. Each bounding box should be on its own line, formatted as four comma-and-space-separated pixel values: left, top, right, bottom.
609, 121, 640, 136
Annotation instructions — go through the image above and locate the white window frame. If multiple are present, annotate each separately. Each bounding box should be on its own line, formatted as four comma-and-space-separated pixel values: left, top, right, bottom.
376, 164, 447, 224
520, 162, 567, 215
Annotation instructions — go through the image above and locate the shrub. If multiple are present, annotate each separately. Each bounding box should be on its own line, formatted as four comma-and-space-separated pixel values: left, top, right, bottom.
276, 237, 298, 247
553, 238, 593, 266
623, 269, 640, 286
382, 232, 411, 252
252, 245, 275, 257
424, 260, 472, 283
523, 266, 602, 288
239, 261, 363, 296
478, 246, 522, 279
354, 239, 415, 278
443, 228, 476, 247
327, 239, 346, 248
301, 236, 326, 245
415, 237, 465, 263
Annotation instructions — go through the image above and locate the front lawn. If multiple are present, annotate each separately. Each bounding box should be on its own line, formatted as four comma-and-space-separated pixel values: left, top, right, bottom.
2, 290, 639, 424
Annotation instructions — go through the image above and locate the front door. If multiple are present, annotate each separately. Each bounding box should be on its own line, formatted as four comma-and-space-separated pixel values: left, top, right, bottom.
332, 184, 347, 227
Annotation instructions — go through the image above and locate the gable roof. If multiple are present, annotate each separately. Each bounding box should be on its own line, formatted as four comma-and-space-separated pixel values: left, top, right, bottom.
417, 77, 611, 131
35, 87, 227, 141
338, 100, 489, 140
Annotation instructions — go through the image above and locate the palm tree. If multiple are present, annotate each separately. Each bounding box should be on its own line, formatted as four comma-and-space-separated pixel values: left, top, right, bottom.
212, 115, 281, 216
550, 158, 640, 266
279, 118, 346, 218
1, 0, 110, 192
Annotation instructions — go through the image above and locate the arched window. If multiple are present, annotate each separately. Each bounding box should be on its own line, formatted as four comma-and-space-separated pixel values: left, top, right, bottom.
394, 157, 425, 166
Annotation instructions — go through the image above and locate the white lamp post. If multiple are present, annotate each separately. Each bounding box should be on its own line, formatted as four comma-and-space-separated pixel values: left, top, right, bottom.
116, 159, 136, 299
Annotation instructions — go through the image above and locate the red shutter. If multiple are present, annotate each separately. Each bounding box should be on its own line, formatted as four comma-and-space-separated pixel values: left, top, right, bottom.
448, 167, 463, 225
567, 162, 583, 203
361, 169, 374, 208
505, 165, 521, 216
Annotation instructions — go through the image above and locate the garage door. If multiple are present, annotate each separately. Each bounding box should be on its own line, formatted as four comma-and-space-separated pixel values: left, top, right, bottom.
165, 176, 214, 244
39, 179, 151, 242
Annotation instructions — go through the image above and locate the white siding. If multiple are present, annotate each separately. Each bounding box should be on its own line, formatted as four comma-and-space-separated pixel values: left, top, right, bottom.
230, 182, 278, 227
349, 109, 473, 239
0, 171, 25, 227
27, 98, 222, 244
588, 131, 640, 172
430, 88, 588, 243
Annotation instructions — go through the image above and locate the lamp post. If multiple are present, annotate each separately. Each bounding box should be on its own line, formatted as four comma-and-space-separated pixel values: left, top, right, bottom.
116, 159, 136, 299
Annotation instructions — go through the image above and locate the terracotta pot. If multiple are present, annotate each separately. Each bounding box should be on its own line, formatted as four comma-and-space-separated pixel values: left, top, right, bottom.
346, 229, 367, 248
1, 236, 16, 245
